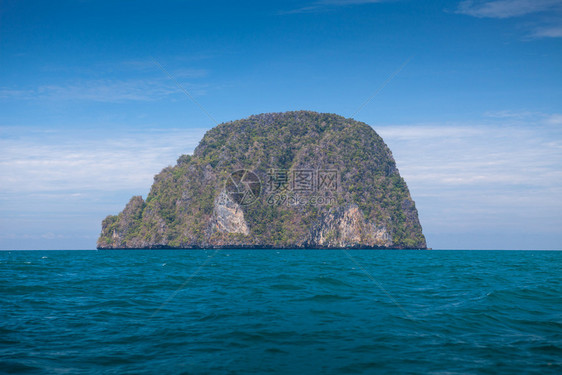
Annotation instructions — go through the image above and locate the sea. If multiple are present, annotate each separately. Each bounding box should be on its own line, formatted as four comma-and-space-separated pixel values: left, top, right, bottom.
0, 249, 560, 374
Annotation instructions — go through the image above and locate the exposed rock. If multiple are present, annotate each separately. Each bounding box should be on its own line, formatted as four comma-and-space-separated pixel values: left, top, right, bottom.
209, 191, 250, 236
308, 205, 392, 248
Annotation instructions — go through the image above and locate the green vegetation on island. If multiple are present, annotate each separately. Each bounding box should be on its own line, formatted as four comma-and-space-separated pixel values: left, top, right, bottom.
98, 111, 426, 249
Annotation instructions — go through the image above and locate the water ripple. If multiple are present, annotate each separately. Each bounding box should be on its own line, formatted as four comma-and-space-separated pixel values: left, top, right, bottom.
0, 249, 560, 374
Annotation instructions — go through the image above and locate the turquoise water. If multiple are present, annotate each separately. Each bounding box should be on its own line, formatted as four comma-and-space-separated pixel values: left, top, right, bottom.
1, 249, 561, 374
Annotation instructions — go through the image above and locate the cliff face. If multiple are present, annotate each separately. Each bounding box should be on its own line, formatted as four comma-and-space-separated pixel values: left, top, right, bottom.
98, 111, 426, 249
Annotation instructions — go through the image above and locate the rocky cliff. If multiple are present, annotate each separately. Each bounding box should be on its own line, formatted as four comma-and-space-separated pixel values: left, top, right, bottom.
97, 111, 426, 249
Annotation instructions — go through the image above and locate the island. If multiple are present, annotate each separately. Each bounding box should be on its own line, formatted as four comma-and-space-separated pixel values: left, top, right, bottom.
97, 111, 427, 249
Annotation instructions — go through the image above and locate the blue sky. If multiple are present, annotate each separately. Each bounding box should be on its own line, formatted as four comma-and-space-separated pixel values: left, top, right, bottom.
1, 0, 561, 249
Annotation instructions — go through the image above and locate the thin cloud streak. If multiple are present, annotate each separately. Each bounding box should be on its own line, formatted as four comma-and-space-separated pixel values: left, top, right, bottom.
0, 78, 210, 103
456, 0, 562, 39
456, 0, 561, 18
531, 25, 562, 38
0, 58, 211, 103
281, 0, 389, 14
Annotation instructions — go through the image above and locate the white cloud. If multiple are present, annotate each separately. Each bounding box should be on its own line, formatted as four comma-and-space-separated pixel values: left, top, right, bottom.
0, 57, 211, 103
281, 0, 388, 14
531, 25, 562, 38
319, 0, 387, 4
0, 127, 208, 195
483, 109, 537, 119
118, 60, 209, 79
0, 88, 35, 99
0, 77, 210, 103
41, 79, 177, 102
545, 114, 562, 125
376, 114, 562, 235
456, 0, 561, 18
456, 0, 562, 39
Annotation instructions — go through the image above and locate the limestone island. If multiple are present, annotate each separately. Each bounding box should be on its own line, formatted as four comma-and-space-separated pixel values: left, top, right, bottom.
97, 111, 427, 249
